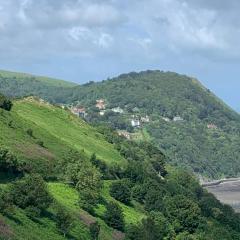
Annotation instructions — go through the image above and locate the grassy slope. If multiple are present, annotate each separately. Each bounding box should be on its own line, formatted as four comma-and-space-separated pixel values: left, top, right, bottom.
0, 70, 76, 88
0, 99, 135, 240
0, 98, 124, 167
0, 182, 144, 240
95, 181, 146, 225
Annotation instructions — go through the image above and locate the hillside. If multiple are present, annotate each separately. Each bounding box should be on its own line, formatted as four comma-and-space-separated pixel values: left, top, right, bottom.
2, 70, 239, 178
0, 70, 77, 102
0, 97, 125, 178
1, 95, 240, 239
65, 71, 240, 179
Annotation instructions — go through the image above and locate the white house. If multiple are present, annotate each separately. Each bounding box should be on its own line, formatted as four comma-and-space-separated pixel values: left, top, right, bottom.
99, 110, 106, 116
131, 119, 141, 127
173, 116, 183, 122
141, 115, 150, 123
111, 107, 124, 114
162, 117, 170, 122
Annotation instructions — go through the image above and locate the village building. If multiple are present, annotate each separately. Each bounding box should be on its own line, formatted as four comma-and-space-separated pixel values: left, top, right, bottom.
117, 131, 131, 140
162, 117, 170, 122
96, 99, 106, 110
207, 124, 218, 130
131, 119, 141, 127
111, 107, 124, 114
173, 116, 183, 122
99, 110, 106, 116
71, 107, 86, 118
141, 115, 150, 123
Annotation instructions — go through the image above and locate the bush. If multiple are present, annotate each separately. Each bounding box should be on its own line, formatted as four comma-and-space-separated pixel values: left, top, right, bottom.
10, 174, 52, 214
25, 206, 41, 219
0, 148, 19, 174
0, 188, 14, 215
55, 206, 74, 237
104, 201, 124, 231
90, 222, 100, 240
26, 128, 33, 137
0, 94, 12, 111
36, 140, 44, 147
110, 180, 131, 205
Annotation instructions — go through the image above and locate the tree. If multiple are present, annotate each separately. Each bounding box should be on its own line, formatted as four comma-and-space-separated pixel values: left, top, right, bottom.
0, 188, 14, 215
62, 150, 102, 212
90, 222, 100, 240
104, 202, 124, 231
0, 94, 12, 111
110, 180, 131, 205
0, 148, 19, 174
56, 206, 74, 238
164, 195, 201, 233
10, 174, 52, 214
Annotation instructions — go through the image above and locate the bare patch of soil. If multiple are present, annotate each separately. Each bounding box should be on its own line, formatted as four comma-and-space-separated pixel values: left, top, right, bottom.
15, 143, 55, 160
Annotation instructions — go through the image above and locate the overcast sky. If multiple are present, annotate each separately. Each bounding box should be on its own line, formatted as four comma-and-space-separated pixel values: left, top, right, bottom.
0, 0, 239, 111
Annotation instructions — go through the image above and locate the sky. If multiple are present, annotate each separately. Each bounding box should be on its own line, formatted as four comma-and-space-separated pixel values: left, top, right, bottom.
0, 0, 239, 112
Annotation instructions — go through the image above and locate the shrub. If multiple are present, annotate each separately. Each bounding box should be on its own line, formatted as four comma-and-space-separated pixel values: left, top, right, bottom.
104, 201, 124, 231
10, 174, 52, 214
110, 180, 131, 205
0, 94, 12, 111
55, 206, 74, 237
90, 222, 100, 240
26, 128, 33, 137
36, 140, 44, 147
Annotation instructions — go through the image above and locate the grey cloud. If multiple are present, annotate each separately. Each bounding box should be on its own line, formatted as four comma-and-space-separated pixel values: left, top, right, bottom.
0, 0, 240, 63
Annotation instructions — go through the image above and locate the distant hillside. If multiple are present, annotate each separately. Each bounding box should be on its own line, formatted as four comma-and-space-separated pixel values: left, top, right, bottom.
0, 70, 77, 102
66, 71, 240, 179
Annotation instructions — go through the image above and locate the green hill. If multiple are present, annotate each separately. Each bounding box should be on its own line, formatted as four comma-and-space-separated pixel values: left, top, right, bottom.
1, 94, 240, 240
0, 70, 77, 102
2, 70, 240, 179
65, 71, 240, 179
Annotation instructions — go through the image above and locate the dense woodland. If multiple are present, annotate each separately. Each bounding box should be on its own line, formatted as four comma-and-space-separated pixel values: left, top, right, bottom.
0, 96, 240, 239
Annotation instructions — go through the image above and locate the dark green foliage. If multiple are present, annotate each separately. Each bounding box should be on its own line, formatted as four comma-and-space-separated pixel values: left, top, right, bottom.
126, 213, 174, 240
0, 94, 12, 111
10, 174, 52, 213
25, 206, 41, 219
164, 195, 202, 233
0, 148, 21, 175
104, 201, 125, 231
110, 180, 131, 205
61, 150, 102, 213
98, 125, 240, 238
0, 188, 14, 215
89, 222, 100, 240
36, 140, 44, 147
55, 206, 74, 237
26, 128, 33, 137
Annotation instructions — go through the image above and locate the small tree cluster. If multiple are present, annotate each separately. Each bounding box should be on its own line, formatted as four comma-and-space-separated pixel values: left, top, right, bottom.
55, 206, 74, 238
104, 202, 124, 231
10, 174, 52, 217
0, 94, 12, 111
109, 180, 131, 205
